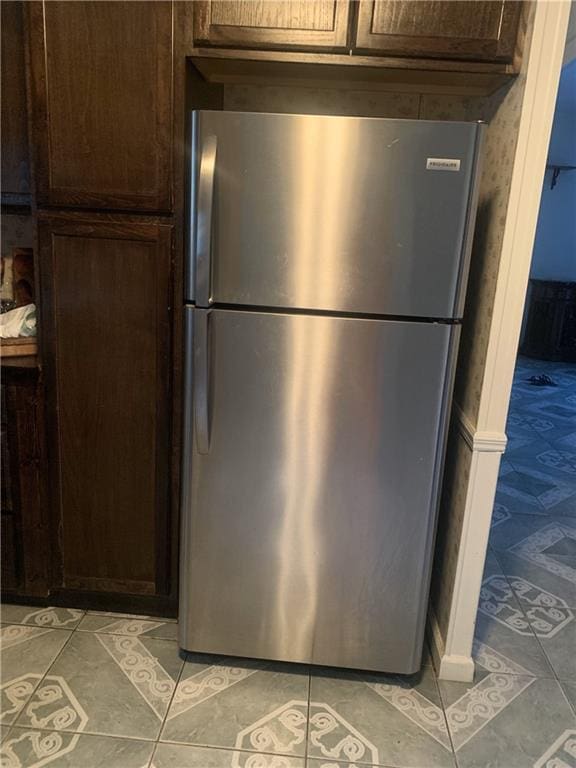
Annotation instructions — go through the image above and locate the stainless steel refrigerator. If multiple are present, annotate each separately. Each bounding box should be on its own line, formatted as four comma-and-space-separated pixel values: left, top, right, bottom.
180, 111, 483, 674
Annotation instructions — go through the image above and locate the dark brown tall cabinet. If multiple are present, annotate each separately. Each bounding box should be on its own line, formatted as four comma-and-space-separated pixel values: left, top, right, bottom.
11, 1, 178, 614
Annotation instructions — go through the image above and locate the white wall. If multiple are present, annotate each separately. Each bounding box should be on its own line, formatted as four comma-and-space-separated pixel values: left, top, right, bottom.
530, 58, 576, 282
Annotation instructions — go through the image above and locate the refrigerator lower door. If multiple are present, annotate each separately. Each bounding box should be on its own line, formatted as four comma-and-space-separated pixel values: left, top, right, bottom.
180, 307, 457, 673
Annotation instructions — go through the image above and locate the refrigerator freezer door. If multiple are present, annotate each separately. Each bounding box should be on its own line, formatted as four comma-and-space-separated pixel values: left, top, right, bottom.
191, 111, 482, 319
180, 307, 457, 672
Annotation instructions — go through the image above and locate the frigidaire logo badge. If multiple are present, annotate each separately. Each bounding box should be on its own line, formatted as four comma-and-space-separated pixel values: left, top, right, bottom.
426, 158, 461, 171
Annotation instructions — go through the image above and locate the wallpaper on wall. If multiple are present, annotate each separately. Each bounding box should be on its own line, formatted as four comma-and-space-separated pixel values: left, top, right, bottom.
430, 2, 536, 648
222, 83, 495, 121
430, 419, 473, 639
223, 84, 421, 118
454, 3, 535, 427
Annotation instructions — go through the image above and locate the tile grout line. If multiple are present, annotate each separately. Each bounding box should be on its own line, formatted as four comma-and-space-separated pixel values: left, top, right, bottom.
154, 648, 189, 746
147, 741, 160, 768
556, 679, 576, 719
149, 738, 308, 762
4, 720, 160, 745
430, 665, 460, 768
8, 621, 78, 732
304, 665, 312, 763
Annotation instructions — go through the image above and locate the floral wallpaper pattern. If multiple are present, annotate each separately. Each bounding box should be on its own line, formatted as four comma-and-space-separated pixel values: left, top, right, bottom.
431, 1, 536, 647
223, 84, 421, 118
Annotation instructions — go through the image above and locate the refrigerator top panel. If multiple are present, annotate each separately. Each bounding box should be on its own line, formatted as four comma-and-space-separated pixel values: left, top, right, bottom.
188, 111, 483, 319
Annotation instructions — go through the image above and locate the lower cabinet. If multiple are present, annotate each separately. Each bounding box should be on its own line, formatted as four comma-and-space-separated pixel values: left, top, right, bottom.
38, 212, 176, 613
1, 360, 48, 597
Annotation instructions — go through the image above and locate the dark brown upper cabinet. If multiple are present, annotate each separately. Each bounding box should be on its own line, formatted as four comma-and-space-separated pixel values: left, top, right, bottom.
1, 1, 31, 205
38, 212, 173, 603
193, 0, 352, 52
355, 0, 522, 62
27, 2, 173, 212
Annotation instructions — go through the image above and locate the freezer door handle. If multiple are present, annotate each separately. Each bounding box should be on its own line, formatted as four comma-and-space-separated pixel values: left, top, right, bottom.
194, 308, 211, 454
195, 135, 217, 308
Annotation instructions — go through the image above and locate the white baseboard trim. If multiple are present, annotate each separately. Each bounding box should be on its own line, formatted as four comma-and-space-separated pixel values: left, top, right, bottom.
427, 606, 475, 683
438, 654, 476, 683
429, 407, 506, 682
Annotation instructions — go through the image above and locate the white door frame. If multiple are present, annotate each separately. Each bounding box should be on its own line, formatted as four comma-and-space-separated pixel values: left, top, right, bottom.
432, 0, 572, 682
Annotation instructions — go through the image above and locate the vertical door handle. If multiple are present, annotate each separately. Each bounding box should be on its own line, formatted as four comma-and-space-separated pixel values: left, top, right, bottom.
196, 135, 217, 309
194, 308, 211, 455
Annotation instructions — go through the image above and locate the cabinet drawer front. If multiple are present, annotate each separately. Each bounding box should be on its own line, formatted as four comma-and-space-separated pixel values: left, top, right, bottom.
194, 0, 351, 51
28, 2, 173, 211
39, 214, 173, 596
355, 0, 522, 63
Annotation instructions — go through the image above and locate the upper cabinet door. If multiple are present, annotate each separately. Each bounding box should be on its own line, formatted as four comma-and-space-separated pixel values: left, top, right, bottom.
28, 2, 173, 212
355, 1, 522, 63
193, 1, 352, 51
1, 1, 31, 204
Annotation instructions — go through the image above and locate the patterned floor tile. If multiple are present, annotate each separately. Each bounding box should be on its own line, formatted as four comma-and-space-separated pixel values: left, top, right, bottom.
152, 743, 304, 767
533, 728, 576, 768
536, 620, 576, 681
0, 606, 84, 630
438, 674, 576, 768
498, 462, 576, 513
15, 632, 184, 740
307, 665, 455, 768
475, 573, 555, 677
496, 549, 576, 610
560, 680, 576, 715
161, 656, 309, 757
507, 441, 576, 480
1, 625, 72, 726
492, 486, 546, 518
0, 727, 154, 768
77, 612, 178, 641
306, 762, 380, 768
489, 513, 567, 552
306, 757, 382, 768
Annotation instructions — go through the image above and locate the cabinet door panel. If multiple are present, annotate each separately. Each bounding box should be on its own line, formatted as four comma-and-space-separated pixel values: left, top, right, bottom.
194, 0, 351, 51
39, 214, 172, 596
355, 1, 522, 62
28, 2, 173, 211
1, 1, 30, 204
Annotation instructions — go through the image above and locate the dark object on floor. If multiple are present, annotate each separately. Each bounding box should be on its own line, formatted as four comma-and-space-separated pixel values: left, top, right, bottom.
527, 374, 557, 387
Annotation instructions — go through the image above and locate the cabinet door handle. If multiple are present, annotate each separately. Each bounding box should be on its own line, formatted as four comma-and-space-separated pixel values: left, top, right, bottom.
195, 135, 217, 309
194, 308, 211, 455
